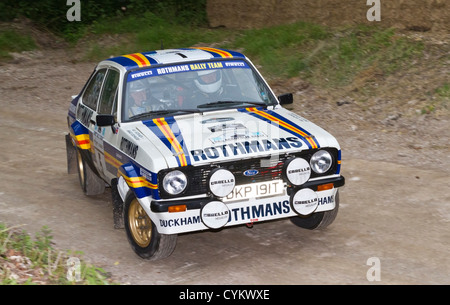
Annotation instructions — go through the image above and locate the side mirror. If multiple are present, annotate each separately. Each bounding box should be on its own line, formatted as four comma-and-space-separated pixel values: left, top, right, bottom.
278, 93, 293, 105
96, 114, 115, 126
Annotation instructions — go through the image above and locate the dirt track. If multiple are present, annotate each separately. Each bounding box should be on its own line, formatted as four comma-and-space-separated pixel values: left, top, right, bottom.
0, 46, 449, 285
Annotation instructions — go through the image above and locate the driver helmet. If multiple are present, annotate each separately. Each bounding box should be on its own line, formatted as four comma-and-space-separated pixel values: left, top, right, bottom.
194, 69, 222, 94
130, 80, 147, 95
129, 80, 147, 105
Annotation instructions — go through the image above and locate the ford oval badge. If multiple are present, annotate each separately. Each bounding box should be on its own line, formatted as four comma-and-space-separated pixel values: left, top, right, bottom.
243, 169, 259, 176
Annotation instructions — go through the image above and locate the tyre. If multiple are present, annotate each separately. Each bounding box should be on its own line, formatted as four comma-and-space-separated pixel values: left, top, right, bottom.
290, 191, 340, 230
124, 193, 177, 260
76, 149, 105, 196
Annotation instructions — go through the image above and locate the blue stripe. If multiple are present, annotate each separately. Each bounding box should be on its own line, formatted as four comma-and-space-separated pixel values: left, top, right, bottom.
336, 150, 342, 175
143, 117, 191, 167
106, 54, 158, 70
238, 108, 319, 149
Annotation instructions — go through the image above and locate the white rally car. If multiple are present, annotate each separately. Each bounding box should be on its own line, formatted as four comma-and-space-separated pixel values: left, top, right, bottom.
66, 47, 345, 260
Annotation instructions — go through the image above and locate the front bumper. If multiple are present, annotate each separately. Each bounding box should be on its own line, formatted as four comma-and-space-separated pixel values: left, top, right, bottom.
144, 176, 344, 234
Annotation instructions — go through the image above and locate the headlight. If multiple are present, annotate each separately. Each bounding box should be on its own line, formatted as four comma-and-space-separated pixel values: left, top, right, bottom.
162, 170, 187, 195
310, 150, 333, 174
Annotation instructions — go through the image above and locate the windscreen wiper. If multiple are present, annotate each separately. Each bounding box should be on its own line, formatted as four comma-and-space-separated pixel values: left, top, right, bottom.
197, 100, 270, 109
130, 109, 201, 120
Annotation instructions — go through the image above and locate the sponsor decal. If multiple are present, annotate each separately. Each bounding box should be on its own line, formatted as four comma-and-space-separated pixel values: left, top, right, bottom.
209, 131, 265, 145
228, 200, 291, 222
208, 123, 246, 133
76, 104, 93, 127
201, 117, 234, 124
318, 195, 334, 205
191, 137, 302, 161
243, 169, 259, 177
120, 137, 139, 159
127, 59, 250, 82
160, 216, 201, 228
156, 64, 190, 75
130, 70, 153, 79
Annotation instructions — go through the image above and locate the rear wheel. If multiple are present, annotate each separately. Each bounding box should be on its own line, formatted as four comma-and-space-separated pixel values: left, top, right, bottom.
290, 191, 340, 230
76, 149, 105, 196
124, 194, 177, 260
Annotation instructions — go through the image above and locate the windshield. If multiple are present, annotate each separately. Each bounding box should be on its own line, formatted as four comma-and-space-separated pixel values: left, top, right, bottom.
122, 60, 278, 121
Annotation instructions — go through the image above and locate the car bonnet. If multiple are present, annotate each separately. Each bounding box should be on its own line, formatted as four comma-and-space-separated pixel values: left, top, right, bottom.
133, 107, 340, 169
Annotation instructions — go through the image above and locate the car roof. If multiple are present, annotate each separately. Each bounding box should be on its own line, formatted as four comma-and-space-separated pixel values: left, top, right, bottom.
105, 47, 246, 71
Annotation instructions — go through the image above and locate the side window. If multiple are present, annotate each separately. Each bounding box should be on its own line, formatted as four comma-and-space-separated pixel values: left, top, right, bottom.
98, 69, 120, 115
82, 68, 107, 111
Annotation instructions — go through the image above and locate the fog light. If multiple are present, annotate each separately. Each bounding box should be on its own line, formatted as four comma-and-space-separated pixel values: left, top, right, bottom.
291, 188, 319, 216
201, 201, 230, 229
208, 168, 235, 197
284, 158, 311, 186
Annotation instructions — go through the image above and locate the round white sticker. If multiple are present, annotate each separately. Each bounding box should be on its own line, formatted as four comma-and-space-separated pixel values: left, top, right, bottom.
201, 201, 230, 229
292, 188, 318, 216
209, 168, 235, 197
285, 158, 311, 186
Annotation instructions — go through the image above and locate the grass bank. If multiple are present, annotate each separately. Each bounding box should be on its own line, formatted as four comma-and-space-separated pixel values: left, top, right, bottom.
0, 223, 116, 285
80, 17, 425, 89
0, 29, 36, 60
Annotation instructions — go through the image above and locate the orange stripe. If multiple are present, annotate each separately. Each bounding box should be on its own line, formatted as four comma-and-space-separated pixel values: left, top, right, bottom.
104, 151, 122, 169
134, 53, 151, 66
75, 134, 91, 150
154, 118, 187, 166
193, 47, 232, 58
121, 174, 157, 189
248, 108, 318, 149
123, 53, 151, 67
157, 118, 187, 166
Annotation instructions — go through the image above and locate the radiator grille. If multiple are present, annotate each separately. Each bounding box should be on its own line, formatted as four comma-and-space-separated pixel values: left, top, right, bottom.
158, 148, 338, 198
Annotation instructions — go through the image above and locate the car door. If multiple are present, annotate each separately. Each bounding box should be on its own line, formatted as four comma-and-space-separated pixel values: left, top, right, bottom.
94, 68, 120, 180
77, 67, 107, 175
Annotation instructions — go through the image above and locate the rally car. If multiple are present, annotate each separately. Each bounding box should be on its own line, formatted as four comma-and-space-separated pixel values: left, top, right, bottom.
66, 47, 345, 260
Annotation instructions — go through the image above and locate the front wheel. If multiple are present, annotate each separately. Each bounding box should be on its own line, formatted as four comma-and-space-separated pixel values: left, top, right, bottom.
290, 190, 340, 230
124, 194, 177, 260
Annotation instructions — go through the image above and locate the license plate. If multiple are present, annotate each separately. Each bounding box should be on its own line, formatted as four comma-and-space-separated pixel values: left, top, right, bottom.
223, 180, 285, 202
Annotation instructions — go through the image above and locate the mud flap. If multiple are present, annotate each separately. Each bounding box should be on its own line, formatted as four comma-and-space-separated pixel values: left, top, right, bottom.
111, 178, 125, 229
65, 134, 77, 174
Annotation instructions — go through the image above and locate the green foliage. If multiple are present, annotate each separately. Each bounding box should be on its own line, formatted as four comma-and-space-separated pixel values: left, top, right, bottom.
0, 30, 36, 59
227, 23, 424, 87
421, 83, 450, 114
83, 11, 230, 60
0, 223, 117, 285
0, 0, 207, 42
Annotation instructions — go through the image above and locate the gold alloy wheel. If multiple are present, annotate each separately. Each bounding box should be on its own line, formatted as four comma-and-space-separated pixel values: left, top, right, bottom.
128, 199, 152, 248
76, 150, 85, 187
